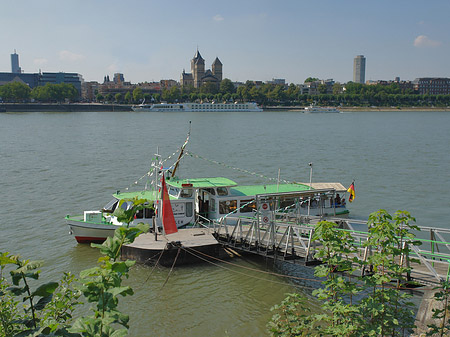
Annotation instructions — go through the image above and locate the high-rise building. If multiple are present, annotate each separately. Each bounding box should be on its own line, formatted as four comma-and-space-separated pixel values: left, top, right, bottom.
11, 50, 22, 74
353, 55, 366, 84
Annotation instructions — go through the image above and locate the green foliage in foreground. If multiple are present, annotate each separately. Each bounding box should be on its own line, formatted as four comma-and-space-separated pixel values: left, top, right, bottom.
425, 281, 450, 336
0, 222, 149, 336
0, 253, 81, 336
268, 209, 424, 337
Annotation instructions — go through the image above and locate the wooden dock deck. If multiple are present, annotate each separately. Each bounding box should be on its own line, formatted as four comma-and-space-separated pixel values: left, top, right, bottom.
121, 228, 225, 266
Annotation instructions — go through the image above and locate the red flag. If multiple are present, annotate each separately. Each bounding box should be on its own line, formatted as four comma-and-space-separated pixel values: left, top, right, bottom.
347, 182, 355, 203
161, 175, 178, 234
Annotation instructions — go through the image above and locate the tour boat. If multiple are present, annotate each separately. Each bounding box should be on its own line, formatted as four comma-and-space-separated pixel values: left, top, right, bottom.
66, 176, 349, 243
304, 104, 340, 113
66, 133, 350, 243
131, 102, 263, 112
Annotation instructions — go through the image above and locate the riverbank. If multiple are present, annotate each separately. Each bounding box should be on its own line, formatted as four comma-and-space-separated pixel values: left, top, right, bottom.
264, 105, 450, 112
1, 103, 449, 113
0, 103, 132, 112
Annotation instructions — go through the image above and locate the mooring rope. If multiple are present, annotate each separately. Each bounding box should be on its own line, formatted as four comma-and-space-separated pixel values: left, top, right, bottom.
181, 245, 437, 292
161, 246, 181, 289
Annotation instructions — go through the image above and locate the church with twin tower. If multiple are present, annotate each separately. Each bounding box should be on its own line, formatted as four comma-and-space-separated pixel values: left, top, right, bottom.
180, 50, 222, 88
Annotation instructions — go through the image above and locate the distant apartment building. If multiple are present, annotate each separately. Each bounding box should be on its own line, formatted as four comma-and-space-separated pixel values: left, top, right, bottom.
113, 73, 125, 84
160, 79, 178, 90
98, 74, 163, 100
39, 72, 84, 95
353, 55, 366, 84
135, 82, 162, 94
413, 77, 450, 95
11, 50, 22, 74
299, 79, 335, 95
81, 81, 100, 102
368, 78, 414, 93
266, 78, 286, 86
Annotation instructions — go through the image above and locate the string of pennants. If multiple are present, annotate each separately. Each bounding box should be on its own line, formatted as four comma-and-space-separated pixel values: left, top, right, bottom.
119, 148, 183, 192
119, 149, 313, 195
185, 150, 297, 185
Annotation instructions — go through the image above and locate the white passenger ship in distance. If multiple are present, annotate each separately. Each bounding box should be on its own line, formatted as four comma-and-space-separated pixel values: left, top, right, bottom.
132, 102, 263, 112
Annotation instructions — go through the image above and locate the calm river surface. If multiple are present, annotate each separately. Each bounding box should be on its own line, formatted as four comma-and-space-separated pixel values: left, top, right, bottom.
1, 109, 450, 336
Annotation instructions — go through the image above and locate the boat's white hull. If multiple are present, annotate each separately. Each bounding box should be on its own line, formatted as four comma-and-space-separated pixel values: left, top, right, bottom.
67, 218, 119, 243
132, 102, 263, 112
304, 106, 340, 113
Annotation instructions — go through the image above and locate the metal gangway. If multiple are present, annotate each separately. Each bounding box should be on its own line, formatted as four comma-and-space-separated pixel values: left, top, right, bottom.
209, 190, 450, 286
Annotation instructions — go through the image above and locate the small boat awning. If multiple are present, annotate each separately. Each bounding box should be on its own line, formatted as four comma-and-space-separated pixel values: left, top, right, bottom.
166, 177, 238, 189
230, 183, 311, 197
306, 182, 347, 193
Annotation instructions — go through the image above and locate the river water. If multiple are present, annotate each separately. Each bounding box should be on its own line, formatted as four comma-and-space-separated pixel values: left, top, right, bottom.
1, 109, 449, 336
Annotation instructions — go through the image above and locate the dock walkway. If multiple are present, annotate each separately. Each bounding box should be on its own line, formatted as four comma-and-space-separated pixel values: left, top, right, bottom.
209, 215, 450, 286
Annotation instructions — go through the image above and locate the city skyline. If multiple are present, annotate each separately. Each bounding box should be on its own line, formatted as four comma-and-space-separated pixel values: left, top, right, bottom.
1, 0, 449, 84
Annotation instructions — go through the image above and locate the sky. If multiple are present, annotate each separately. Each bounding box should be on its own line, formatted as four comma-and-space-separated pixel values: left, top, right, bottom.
1, 0, 449, 84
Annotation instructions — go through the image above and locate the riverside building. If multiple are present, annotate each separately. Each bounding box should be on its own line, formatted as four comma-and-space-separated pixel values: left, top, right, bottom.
414, 78, 450, 95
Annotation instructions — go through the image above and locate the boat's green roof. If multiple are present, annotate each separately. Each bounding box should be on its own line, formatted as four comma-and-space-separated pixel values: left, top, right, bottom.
230, 183, 312, 197
113, 190, 162, 201
166, 177, 237, 189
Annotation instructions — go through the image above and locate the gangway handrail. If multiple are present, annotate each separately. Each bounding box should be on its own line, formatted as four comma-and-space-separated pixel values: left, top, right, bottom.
410, 244, 443, 282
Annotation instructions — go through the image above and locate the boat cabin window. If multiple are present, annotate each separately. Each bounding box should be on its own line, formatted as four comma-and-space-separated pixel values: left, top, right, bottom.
180, 188, 193, 198
169, 187, 179, 197
280, 198, 296, 210
135, 208, 144, 219
103, 199, 118, 213
202, 188, 215, 195
120, 201, 133, 211
217, 187, 228, 196
209, 198, 216, 212
240, 199, 256, 213
144, 207, 155, 218
219, 200, 237, 215
186, 202, 193, 217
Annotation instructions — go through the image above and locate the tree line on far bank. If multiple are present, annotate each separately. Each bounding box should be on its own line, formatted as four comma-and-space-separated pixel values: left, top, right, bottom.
3, 79, 450, 108
0, 82, 78, 103
130, 79, 450, 108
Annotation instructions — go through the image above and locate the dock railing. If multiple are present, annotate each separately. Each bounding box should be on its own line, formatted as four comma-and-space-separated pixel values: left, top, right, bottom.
210, 215, 450, 286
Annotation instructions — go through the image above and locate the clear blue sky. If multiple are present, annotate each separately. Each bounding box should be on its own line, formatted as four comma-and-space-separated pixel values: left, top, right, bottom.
1, 0, 449, 84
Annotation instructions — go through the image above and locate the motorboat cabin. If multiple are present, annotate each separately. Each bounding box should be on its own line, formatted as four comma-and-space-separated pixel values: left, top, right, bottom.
165, 177, 349, 225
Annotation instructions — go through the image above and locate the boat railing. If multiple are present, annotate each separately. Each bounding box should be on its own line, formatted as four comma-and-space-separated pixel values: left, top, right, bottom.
194, 213, 213, 228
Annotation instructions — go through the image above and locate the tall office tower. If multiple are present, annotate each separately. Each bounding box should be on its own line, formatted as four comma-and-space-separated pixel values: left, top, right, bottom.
11, 50, 22, 73
353, 55, 366, 83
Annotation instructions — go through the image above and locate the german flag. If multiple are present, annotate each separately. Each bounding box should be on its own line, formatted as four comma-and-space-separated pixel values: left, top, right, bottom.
347, 182, 355, 202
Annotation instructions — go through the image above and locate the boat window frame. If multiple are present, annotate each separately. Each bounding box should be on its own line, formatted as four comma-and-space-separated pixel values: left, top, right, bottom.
186, 202, 193, 217
180, 188, 193, 198
217, 187, 228, 196
240, 199, 256, 213
219, 199, 237, 215
209, 197, 216, 212
103, 198, 119, 213
169, 187, 179, 197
